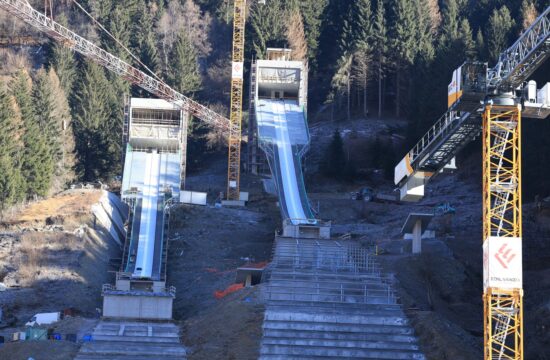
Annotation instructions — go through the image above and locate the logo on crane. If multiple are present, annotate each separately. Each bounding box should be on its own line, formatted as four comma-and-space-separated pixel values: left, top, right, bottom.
494, 243, 517, 269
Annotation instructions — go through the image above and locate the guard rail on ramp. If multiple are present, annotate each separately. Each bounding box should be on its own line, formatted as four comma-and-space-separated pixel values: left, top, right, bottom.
256, 99, 316, 225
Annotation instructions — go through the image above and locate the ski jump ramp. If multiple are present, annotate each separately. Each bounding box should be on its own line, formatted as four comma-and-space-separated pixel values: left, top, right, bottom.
256, 99, 316, 226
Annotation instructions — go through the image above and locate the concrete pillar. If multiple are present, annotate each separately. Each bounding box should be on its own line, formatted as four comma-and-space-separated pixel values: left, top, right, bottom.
412, 220, 422, 254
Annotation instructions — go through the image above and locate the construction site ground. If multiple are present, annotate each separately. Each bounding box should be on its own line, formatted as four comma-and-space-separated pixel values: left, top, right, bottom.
0, 119, 549, 359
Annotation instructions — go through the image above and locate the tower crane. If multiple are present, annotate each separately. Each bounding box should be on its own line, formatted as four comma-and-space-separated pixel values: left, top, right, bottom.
227, 0, 266, 201
0, 0, 249, 199
227, 0, 246, 201
394, 7, 550, 360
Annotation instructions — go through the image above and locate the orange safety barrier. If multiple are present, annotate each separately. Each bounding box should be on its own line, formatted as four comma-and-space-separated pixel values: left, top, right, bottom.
214, 283, 244, 299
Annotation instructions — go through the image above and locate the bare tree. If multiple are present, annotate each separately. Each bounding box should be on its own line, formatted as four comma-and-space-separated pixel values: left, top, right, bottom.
158, 0, 212, 72
286, 10, 307, 62
425, 0, 441, 34
520, 0, 538, 32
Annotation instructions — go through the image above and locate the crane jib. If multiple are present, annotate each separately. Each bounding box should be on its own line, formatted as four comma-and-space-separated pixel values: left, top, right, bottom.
0, 0, 231, 133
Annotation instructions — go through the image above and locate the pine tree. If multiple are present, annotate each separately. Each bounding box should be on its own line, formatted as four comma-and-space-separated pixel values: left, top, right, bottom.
372, 0, 387, 118
390, 0, 418, 117
457, 18, 476, 60
440, 0, 459, 45
0, 88, 24, 210
73, 62, 119, 181
322, 129, 346, 179
32, 68, 76, 190
11, 71, 54, 198
248, 0, 287, 57
486, 6, 514, 62
168, 31, 202, 96
476, 29, 486, 59
351, 0, 373, 51
298, 0, 328, 66
47, 14, 77, 95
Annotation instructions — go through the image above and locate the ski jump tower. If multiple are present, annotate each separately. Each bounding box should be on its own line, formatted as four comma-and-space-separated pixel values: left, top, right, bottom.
102, 98, 187, 320
248, 48, 330, 239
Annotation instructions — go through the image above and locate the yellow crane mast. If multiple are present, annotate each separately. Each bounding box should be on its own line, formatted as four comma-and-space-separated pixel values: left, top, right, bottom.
226, 0, 247, 201
483, 104, 523, 360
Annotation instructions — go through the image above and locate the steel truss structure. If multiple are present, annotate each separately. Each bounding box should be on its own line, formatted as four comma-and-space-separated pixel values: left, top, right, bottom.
227, 0, 246, 200
488, 7, 550, 91
482, 105, 523, 360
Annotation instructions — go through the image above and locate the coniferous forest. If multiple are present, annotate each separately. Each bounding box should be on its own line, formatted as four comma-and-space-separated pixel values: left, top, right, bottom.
0, 0, 549, 211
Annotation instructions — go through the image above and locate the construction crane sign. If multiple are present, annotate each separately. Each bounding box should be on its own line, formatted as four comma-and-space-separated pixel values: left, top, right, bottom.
232, 61, 244, 80
483, 237, 523, 291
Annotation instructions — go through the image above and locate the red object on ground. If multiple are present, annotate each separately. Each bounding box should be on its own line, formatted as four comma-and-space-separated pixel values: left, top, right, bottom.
214, 283, 244, 299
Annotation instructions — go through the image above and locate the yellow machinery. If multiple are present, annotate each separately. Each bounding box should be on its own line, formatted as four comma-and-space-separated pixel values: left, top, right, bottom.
226, 0, 246, 201
483, 104, 523, 360
394, 7, 549, 359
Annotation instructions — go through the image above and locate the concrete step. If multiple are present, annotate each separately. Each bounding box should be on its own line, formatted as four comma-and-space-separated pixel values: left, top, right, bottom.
267, 293, 394, 305
264, 311, 409, 326
79, 341, 187, 356
262, 328, 418, 343
263, 320, 415, 335
76, 355, 186, 360
260, 344, 425, 359
92, 334, 181, 343
262, 337, 420, 351
265, 302, 403, 315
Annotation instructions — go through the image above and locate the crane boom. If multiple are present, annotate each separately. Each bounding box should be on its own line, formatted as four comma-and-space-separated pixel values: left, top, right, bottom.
488, 6, 550, 91
0, 0, 231, 133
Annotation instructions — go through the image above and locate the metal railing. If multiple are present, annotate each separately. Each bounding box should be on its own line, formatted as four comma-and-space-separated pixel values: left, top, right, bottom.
488, 6, 550, 90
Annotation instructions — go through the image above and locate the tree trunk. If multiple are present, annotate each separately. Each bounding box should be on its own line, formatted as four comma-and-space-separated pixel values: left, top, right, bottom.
395, 64, 401, 118
364, 72, 368, 118
378, 63, 382, 119
347, 71, 351, 122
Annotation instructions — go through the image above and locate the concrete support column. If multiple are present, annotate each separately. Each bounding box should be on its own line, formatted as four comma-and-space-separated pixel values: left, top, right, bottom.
412, 220, 422, 254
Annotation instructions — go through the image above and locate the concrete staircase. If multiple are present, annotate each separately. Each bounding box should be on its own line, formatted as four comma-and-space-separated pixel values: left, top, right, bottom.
75, 321, 187, 360
260, 238, 425, 360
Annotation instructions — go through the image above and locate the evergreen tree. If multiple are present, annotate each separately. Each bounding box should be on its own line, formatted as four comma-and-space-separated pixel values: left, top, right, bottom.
457, 18, 476, 60
372, 0, 387, 118
248, 0, 287, 58
389, 0, 418, 117
322, 129, 346, 179
47, 15, 77, 95
73, 62, 119, 181
32, 68, 76, 190
298, 0, 328, 67
476, 29, 486, 59
440, 0, 459, 45
486, 6, 514, 62
168, 31, 202, 96
0, 88, 24, 209
33, 69, 59, 157
11, 71, 54, 198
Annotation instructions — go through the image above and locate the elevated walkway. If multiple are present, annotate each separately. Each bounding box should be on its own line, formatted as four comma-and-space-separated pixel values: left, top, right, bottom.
260, 238, 425, 359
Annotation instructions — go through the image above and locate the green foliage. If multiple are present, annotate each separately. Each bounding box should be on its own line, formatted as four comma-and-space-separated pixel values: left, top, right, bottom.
247, 0, 288, 58
168, 31, 202, 96
0, 88, 24, 209
11, 71, 54, 198
73, 62, 120, 181
322, 129, 351, 180
486, 6, 515, 62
